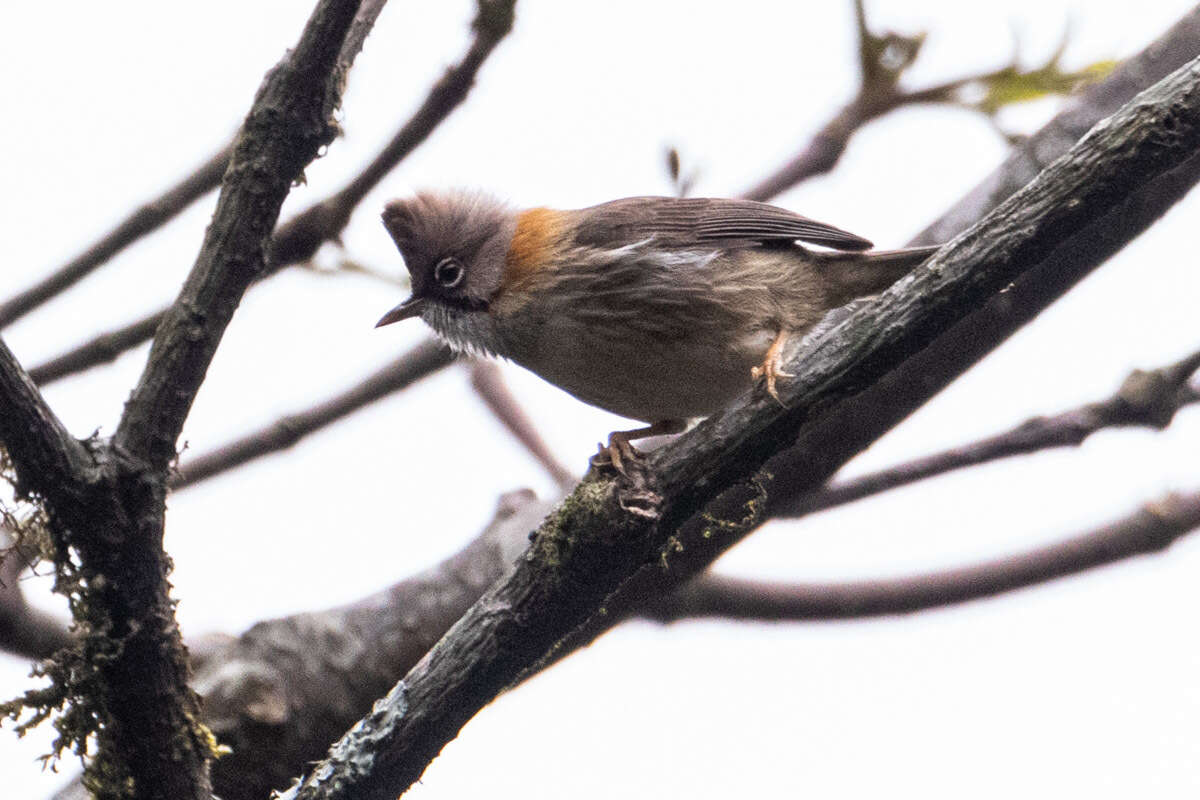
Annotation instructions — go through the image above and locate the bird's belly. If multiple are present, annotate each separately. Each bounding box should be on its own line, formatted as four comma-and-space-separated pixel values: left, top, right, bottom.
506, 322, 773, 423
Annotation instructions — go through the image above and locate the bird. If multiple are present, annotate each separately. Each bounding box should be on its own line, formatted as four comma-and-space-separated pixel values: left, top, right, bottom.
375, 191, 939, 471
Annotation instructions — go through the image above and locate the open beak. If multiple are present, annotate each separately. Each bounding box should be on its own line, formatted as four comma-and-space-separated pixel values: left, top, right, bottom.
375, 296, 426, 328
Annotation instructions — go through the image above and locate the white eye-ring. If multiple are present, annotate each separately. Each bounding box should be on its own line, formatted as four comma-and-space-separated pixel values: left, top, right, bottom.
434, 257, 464, 288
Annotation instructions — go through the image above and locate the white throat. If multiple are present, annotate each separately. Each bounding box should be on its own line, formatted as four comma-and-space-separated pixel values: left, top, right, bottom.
421, 303, 506, 359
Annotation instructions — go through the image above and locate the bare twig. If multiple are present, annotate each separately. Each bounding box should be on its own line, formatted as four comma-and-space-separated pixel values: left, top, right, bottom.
29, 0, 516, 387
29, 308, 162, 385
774, 348, 1200, 517
644, 488, 1200, 623
339, 0, 390, 70
467, 361, 578, 488
171, 339, 453, 489
741, 0, 1111, 201
0, 145, 231, 330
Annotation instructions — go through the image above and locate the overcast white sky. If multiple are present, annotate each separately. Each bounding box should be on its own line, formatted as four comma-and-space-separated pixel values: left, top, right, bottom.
3, 1, 1200, 797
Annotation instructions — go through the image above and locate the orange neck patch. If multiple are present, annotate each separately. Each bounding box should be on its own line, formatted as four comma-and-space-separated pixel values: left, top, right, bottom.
503, 207, 568, 290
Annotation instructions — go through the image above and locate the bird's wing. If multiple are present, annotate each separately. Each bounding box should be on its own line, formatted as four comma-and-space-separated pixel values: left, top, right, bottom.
569, 196, 873, 252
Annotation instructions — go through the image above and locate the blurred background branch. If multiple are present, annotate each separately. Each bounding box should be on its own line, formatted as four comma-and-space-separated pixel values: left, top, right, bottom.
741, 0, 1114, 201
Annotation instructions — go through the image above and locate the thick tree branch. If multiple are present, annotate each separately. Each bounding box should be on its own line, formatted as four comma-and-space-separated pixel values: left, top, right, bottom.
170, 339, 452, 489
113, 1, 362, 470
282, 54, 1200, 800
152, 373, 1200, 797
28, 0, 515, 388
643, 488, 1200, 623
776, 347, 1200, 517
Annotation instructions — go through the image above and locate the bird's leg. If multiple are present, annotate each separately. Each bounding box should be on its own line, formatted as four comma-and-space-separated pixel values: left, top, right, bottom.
597, 419, 687, 475
751, 328, 792, 405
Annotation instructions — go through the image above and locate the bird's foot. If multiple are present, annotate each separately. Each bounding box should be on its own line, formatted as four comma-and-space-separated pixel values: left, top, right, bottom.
590, 420, 687, 477
592, 432, 643, 476
751, 329, 792, 405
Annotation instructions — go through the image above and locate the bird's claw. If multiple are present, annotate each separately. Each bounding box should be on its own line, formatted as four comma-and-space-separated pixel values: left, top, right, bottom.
752, 330, 792, 405
592, 435, 643, 476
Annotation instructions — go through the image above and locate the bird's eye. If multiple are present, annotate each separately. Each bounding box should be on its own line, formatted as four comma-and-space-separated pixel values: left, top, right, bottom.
434, 257, 464, 288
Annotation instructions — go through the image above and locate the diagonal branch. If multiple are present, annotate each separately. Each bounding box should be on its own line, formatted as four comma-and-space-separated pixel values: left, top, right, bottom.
0, 145, 231, 330
160, 410, 1200, 799
283, 54, 1200, 800
28, 309, 162, 386
165, 356, 1200, 795
643, 488, 1200, 623
170, 338, 452, 489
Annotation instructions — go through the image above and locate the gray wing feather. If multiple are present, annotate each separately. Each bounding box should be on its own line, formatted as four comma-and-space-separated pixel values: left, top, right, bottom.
571, 196, 873, 251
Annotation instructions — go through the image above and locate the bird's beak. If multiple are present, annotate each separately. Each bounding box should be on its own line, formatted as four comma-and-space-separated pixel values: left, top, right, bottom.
375, 296, 426, 328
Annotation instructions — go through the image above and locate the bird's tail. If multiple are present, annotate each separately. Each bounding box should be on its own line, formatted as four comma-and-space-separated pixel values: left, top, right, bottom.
814, 244, 941, 306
